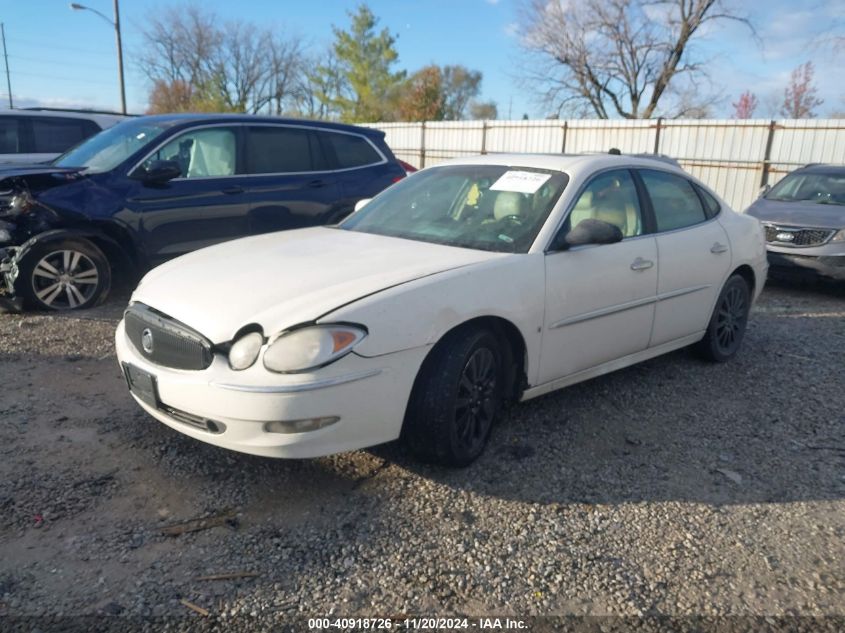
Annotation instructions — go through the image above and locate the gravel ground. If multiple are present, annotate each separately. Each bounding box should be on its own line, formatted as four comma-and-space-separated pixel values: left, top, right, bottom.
0, 277, 843, 630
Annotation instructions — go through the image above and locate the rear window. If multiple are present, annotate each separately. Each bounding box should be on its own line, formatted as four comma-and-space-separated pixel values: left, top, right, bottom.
695, 184, 721, 218
31, 118, 94, 153
324, 132, 382, 169
639, 169, 708, 232
0, 117, 22, 153
245, 126, 327, 174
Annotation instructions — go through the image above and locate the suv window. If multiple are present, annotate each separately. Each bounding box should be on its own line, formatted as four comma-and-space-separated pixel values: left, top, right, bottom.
31, 117, 95, 154
0, 117, 22, 153
244, 126, 326, 174
639, 169, 707, 231
142, 127, 237, 178
324, 132, 382, 169
565, 169, 643, 239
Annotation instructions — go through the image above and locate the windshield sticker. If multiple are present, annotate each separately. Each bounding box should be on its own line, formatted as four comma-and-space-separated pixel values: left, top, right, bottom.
490, 171, 551, 194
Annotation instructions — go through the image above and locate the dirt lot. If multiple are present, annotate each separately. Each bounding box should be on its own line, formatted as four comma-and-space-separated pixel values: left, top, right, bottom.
0, 278, 844, 630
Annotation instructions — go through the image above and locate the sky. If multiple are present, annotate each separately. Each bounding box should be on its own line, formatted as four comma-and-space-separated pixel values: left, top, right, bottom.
0, 0, 842, 119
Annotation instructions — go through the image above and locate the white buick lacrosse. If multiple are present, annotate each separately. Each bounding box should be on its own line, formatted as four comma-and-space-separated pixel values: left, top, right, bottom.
116, 153, 767, 466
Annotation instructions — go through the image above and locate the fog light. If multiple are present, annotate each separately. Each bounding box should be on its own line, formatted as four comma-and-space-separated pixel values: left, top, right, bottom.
264, 416, 339, 434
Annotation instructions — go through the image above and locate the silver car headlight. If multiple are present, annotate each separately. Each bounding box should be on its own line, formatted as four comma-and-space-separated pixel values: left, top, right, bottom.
228, 331, 264, 370
263, 325, 367, 373
832, 229, 845, 242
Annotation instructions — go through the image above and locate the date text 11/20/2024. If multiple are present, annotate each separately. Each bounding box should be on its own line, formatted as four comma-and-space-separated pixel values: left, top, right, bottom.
307, 617, 527, 630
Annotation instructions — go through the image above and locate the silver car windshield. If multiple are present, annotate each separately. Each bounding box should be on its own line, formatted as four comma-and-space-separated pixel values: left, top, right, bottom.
53, 119, 172, 174
340, 165, 568, 253
766, 172, 845, 206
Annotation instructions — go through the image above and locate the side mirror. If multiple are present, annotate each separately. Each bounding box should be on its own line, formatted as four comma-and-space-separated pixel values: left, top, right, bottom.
354, 198, 372, 212
759, 184, 771, 198
557, 218, 624, 249
137, 160, 182, 184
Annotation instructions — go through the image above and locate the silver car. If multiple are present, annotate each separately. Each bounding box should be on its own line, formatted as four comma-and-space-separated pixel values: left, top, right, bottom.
745, 164, 845, 280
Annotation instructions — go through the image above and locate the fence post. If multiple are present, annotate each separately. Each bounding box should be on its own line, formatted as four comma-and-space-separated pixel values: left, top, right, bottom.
419, 121, 426, 168
561, 121, 568, 154
653, 117, 663, 154
480, 120, 488, 155
760, 119, 776, 188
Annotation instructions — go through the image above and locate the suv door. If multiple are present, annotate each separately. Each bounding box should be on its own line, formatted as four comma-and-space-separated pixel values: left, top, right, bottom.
241, 124, 342, 233
126, 125, 249, 265
540, 169, 658, 383
636, 169, 731, 347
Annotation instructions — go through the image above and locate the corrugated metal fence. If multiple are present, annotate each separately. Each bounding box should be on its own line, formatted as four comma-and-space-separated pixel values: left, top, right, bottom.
363, 119, 845, 212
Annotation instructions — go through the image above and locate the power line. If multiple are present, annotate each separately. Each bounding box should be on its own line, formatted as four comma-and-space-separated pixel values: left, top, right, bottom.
5, 35, 114, 57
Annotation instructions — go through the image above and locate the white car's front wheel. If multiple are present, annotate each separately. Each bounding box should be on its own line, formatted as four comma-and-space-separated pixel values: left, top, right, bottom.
403, 326, 504, 467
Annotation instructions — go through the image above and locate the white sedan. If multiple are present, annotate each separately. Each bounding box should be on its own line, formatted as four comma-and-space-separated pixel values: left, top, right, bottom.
115, 154, 767, 466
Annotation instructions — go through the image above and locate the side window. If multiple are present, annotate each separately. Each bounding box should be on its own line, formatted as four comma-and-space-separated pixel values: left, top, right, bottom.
31, 118, 90, 153
694, 184, 721, 218
142, 127, 237, 178
244, 126, 325, 173
324, 132, 382, 169
640, 169, 707, 231
566, 169, 643, 239
0, 118, 22, 153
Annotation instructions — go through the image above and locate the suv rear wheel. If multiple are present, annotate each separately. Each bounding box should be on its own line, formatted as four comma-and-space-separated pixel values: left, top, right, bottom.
17, 238, 111, 311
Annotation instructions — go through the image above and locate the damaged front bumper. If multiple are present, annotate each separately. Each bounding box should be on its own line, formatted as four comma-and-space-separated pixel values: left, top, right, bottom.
0, 244, 23, 312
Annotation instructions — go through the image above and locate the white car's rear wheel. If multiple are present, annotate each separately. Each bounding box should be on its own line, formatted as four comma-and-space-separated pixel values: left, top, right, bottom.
695, 274, 750, 362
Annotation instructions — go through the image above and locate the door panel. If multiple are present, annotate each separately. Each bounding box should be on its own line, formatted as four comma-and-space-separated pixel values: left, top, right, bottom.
243, 125, 342, 232
637, 169, 732, 346
651, 221, 730, 346
126, 126, 249, 264
541, 238, 658, 383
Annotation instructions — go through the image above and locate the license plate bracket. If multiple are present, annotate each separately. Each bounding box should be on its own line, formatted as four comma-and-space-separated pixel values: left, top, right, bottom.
123, 363, 160, 408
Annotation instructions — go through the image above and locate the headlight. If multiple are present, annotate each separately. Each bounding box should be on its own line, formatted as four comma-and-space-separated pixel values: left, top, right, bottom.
832, 229, 845, 242
263, 325, 366, 373
228, 331, 264, 370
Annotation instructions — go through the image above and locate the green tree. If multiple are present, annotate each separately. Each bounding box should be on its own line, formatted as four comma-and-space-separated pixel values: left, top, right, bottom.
441, 65, 482, 120
469, 100, 498, 120
315, 4, 406, 122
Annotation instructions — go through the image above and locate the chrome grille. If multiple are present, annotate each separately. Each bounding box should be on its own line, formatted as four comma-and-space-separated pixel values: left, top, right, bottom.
124, 303, 213, 370
763, 224, 835, 247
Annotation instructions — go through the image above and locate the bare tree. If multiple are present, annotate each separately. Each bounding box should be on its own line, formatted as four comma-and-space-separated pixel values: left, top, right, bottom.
517, 0, 755, 119
138, 6, 306, 115
780, 62, 823, 119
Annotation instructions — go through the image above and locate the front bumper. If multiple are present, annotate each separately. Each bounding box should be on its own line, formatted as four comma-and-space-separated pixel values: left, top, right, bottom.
115, 320, 428, 459
766, 250, 845, 281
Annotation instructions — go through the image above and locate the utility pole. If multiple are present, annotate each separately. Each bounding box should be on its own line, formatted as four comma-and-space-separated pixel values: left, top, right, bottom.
1, 23, 12, 108
113, 0, 126, 114
70, 2, 126, 114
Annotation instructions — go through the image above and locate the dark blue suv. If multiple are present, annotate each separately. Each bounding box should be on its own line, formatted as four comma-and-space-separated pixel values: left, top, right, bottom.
0, 114, 406, 310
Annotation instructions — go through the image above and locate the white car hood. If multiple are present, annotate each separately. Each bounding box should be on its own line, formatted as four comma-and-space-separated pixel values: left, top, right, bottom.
131, 227, 504, 342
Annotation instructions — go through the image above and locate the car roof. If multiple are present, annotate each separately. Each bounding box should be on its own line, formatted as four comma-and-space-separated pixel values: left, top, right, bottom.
796, 163, 845, 175
0, 108, 126, 126
135, 113, 386, 137
436, 152, 688, 177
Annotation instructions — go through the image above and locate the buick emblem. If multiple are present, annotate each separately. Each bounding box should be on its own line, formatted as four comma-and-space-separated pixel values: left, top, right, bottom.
776, 232, 795, 242
141, 328, 154, 354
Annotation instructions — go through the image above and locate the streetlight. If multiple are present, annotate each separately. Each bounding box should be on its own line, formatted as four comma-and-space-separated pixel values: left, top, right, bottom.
70, 1, 126, 114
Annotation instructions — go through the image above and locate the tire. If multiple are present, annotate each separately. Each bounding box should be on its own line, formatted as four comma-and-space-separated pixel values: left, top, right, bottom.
694, 274, 750, 362
403, 327, 504, 467
17, 238, 111, 311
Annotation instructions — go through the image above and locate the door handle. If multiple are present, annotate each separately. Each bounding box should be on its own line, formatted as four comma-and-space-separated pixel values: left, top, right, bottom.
710, 242, 729, 254
308, 179, 326, 188
630, 257, 654, 271
221, 185, 244, 195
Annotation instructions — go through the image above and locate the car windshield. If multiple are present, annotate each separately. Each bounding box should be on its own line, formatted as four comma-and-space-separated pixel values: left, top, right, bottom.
340, 164, 568, 253
766, 172, 845, 206
53, 118, 172, 174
